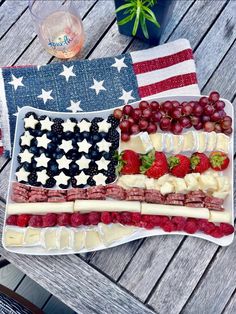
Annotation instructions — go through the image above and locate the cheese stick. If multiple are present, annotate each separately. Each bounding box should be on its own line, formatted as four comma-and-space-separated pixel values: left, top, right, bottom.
141, 203, 210, 219
209, 210, 232, 223
74, 200, 141, 213
7, 202, 74, 215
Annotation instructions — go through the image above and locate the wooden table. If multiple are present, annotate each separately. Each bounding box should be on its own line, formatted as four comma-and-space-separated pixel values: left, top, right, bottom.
0, 1, 235, 313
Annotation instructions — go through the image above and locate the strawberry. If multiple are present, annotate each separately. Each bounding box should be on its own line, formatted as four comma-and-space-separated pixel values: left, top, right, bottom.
168, 154, 190, 178
117, 150, 141, 175
209, 151, 229, 171
140, 151, 168, 179
190, 152, 210, 173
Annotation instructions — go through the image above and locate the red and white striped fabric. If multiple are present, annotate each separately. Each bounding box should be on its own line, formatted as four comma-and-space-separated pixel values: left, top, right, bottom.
130, 39, 200, 98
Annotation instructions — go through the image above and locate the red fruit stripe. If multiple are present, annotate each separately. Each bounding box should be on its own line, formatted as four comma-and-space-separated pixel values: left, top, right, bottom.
133, 49, 194, 75
138, 73, 198, 98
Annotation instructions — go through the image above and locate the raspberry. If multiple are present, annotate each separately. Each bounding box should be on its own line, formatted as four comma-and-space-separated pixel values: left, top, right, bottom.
111, 212, 121, 223
17, 214, 31, 227
101, 212, 112, 224
131, 212, 142, 223
151, 215, 162, 226
184, 220, 198, 234
171, 216, 186, 230
163, 221, 176, 232
6, 215, 17, 225
145, 222, 155, 229
57, 213, 71, 226
159, 216, 170, 227
120, 212, 132, 225
70, 213, 85, 227
141, 215, 151, 223
198, 219, 209, 231
220, 223, 234, 236
210, 226, 224, 238
203, 222, 216, 235
42, 213, 57, 227
28, 215, 43, 228
88, 212, 101, 225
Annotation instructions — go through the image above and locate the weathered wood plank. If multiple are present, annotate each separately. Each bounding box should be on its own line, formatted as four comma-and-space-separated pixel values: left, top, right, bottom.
223, 291, 236, 314
43, 295, 75, 314
0, 263, 24, 290
15, 276, 51, 309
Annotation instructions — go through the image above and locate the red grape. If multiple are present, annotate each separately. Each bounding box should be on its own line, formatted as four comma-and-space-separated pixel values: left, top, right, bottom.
199, 96, 208, 107
194, 122, 203, 130
204, 104, 215, 116
152, 112, 162, 122
147, 123, 157, 134
139, 101, 149, 110
150, 101, 160, 111
127, 117, 135, 126
171, 109, 182, 119
179, 116, 192, 128
218, 110, 226, 119
160, 117, 171, 130
191, 116, 200, 126
121, 133, 130, 142
130, 124, 140, 135
139, 119, 148, 130
171, 121, 183, 134
204, 121, 215, 132
182, 104, 193, 116
223, 127, 233, 135
122, 105, 133, 116
131, 108, 142, 121
193, 104, 203, 116
142, 108, 152, 119
214, 123, 222, 133
119, 120, 130, 133
201, 115, 211, 123
113, 109, 123, 120
215, 100, 225, 111
221, 116, 232, 129
172, 101, 180, 109
188, 101, 196, 108
209, 91, 220, 103
210, 112, 221, 122
162, 101, 173, 113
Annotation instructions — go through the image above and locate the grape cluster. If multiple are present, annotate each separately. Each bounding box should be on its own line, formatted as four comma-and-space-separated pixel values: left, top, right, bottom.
113, 91, 232, 141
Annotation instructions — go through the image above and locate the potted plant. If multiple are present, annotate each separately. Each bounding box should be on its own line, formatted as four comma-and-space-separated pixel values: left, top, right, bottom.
114, 0, 175, 45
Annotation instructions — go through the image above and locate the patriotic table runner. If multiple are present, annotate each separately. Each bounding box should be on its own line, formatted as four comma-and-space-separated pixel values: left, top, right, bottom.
0, 39, 199, 156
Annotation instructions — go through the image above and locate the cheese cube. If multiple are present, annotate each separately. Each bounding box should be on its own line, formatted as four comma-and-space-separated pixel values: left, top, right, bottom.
199, 175, 218, 192
117, 174, 146, 189
145, 178, 156, 189
212, 191, 229, 199
215, 176, 231, 192
184, 173, 200, 191
172, 178, 188, 193
160, 182, 174, 195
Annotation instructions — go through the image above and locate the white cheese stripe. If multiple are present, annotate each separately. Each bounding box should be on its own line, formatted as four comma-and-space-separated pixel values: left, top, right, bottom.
209, 211, 232, 223
7, 202, 74, 215
74, 200, 140, 213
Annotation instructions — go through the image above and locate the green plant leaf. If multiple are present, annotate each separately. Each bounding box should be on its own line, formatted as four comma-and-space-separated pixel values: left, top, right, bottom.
132, 5, 141, 36
143, 6, 160, 28
140, 13, 149, 39
115, 3, 134, 14
117, 12, 135, 26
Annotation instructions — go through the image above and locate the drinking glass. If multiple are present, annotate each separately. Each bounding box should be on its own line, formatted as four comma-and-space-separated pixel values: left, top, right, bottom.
29, 0, 85, 59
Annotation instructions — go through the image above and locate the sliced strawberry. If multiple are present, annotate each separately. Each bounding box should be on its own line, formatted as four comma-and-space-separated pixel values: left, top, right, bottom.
168, 154, 190, 178
190, 152, 210, 173
209, 151, 229, 171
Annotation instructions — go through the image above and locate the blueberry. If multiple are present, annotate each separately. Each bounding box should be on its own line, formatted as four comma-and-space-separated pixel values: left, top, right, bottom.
38, 147, 45, 155
101, 151, 111, 160
25, 112, 38, 119
100, 132, 107, 139
89, 149, 101, 160
29, 146, 39, 155
63, 131, 73, 140
69, 163, 80, 176
22, 162, 33, 172
92, 133, 101, 143
34, 129, 43, 137
48, 160, 59, 175
75, 132, 82, 141
46, 131, 55, 140
47, 142, 57, 152
81, 131, 90, 140
39, 115, 47, 121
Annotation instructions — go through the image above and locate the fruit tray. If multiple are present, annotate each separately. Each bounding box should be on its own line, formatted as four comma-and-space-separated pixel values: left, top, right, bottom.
2, 94, 234, 255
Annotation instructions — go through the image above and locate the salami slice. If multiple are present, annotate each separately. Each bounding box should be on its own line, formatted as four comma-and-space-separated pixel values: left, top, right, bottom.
11, 195, 28, 203
188, 190, 206, 198
126, 195, 145, 201
204, 196, 224, 205
48, 197, 66, 202
87, 193, 106, 200
204, 203, 223, 210
12, 182, 31, 191
29, 195, 48, 202
185, 202, 204, 208
165, 200, 184, 206
166, 193, 185, 201
185, 197, 203, 203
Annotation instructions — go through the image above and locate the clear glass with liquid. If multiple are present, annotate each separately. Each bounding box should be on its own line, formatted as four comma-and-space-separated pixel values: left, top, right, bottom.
29, 0, 85, 59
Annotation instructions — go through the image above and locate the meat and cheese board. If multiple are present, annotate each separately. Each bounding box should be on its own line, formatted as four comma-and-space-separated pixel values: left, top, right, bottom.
2, 92, 234, 255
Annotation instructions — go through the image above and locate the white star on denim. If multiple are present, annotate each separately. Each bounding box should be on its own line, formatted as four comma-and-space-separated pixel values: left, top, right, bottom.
8, 75, 24, 90
119, 89, 135, 104
37, 89, 53, 104
111, 57, 128, 72
90, 79, 106, 95
67, 100, 83, 113
59, 65, 76, 82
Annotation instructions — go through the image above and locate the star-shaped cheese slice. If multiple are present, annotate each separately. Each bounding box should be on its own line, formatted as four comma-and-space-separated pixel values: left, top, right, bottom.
62, 119, 76, 132
35, 154, 50, 168
40, 117, 54, 131
97, 139, 112, 152
97, 120, 111, 132
78, 139, 92, 153
36, 134, 51, 149
74, 171, 89, 185
20, 131, 34, 146
76, 155, 91, 169
96, 157, 110, 170
57, 155, 72, 170
19, 150, 33, 163
93, 173, 107, 185
59, 139, 73, 153
37, 169, 49, 185
78, 119, 91, 132
24, 115, 38, 129
15, 168, 30, 182
55, 172, 70, 186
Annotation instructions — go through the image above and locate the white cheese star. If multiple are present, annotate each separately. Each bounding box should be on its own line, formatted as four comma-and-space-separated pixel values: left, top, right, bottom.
19, 150, 33, 163
35, 154, 50, 168
97, 139, 112, 152
89, 79, 106, 95
24, 115, 38, 129
8, 75, 24, 90
93, 173, 107, 185
56, 155, 72, 170
67, 100, 83, 113
96, 157, 110, 170
59, 139, 73, 153
78, 139, 92, 153
36, 134, 51, 149
37, 169, 49, 185
55, 172, 70, 186
37, 89, 54, 104
119, 89, 135, 104
74, 171, 89, 185
15, 168, 30, 182
97, 119, 111, 132
111, 57, 128, 72
20, 131, 34, 146
77, 120, 91, 132
76, 155, 91, 169
61, 119, 76, 132
59, 65, 76, 82
40, 117, 54, 131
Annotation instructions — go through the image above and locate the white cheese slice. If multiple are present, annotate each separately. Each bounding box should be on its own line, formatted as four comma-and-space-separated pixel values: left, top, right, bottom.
73, 230, 85, 250
4, 228, 24, 246
139, 132, 153, 153
24, 228, 41, 245
117, 174, 146, 189
209, 211, 231, 223
59, 228, 72, 250
99, 223, 137, 246
85, 230, 102, 250
196, 131, 208, 152
182, 131, 195, 151
120, 132, 153, 154
212, 191, 229, 199
74, 200, 141, 213
7, 202, 74, 215
141, 203, 209, 219
149, 133, 163, 151
215, 133, 230, 153
44, 228, 58, 250
160, 182, 174, 195
206, 131, 217, 151
165, 134, 173, 152
184, 173, 200, 191
198, 174, 218, 192
173, 134, 184, 153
